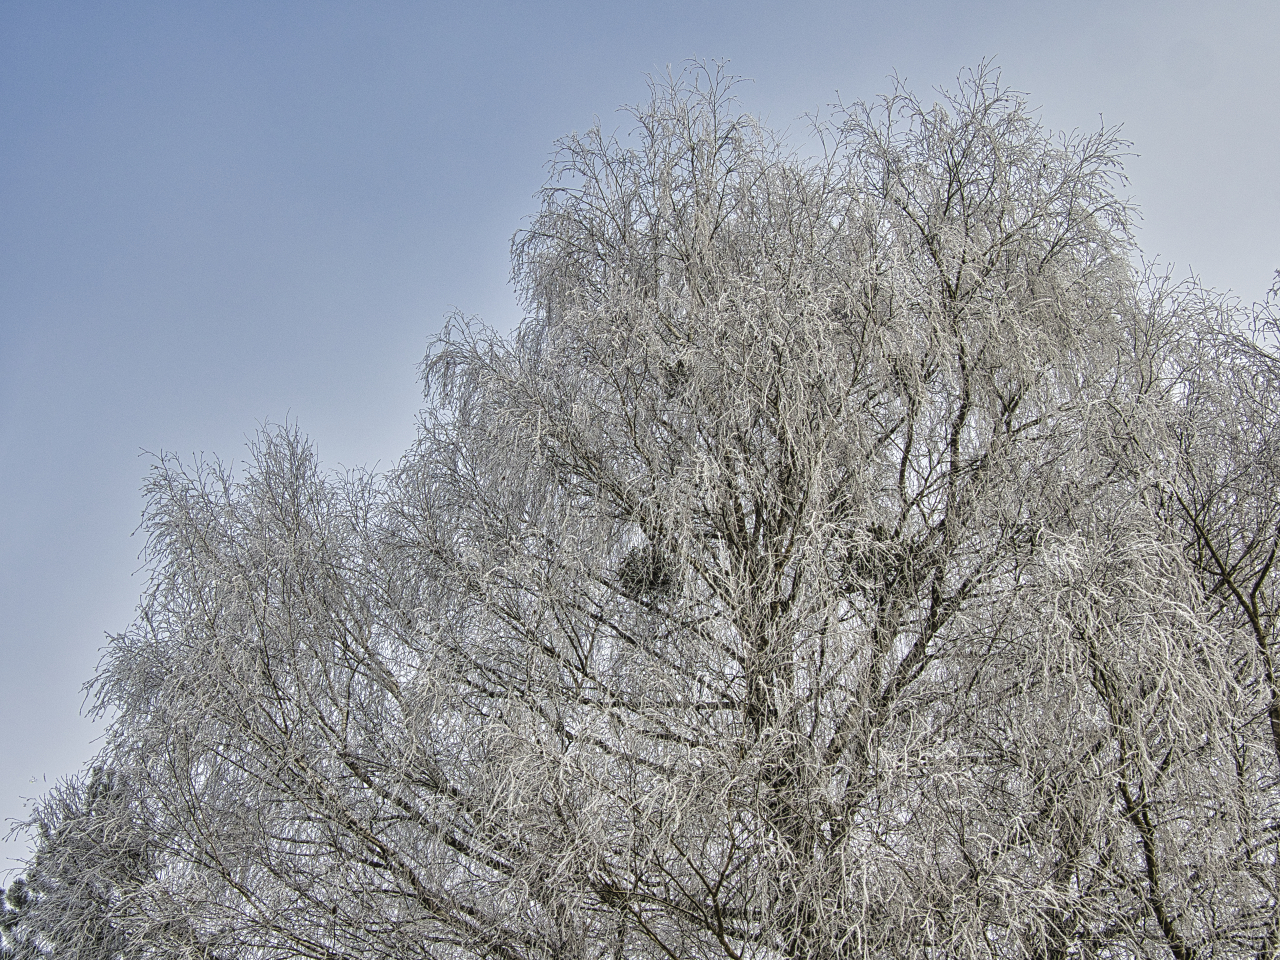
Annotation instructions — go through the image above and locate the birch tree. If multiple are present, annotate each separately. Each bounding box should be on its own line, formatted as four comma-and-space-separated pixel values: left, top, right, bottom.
77, 65, 1278, 960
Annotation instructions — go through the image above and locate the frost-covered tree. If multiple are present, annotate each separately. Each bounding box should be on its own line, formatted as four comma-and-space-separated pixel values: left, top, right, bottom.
77, 65, 1278, 960
1, 768, 160, 960
1160, 278, 1280, 956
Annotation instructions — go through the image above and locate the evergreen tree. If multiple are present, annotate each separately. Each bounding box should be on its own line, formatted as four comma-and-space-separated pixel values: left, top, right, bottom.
2, 768, 153, 960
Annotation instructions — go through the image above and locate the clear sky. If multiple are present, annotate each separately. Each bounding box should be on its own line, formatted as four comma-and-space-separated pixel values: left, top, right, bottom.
1, 0, 1276, 871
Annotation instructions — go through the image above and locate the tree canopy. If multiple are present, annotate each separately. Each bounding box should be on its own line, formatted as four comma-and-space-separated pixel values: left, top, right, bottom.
10, 64, 1280, 960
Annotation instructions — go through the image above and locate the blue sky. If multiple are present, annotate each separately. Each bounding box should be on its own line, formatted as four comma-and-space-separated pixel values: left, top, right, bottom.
2, 0, 1277, 870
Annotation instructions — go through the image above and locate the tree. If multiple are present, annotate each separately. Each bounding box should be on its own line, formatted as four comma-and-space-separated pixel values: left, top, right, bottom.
1160, 277, 1280, 956
1, 768, 160, 960
80, 64, 1278, 959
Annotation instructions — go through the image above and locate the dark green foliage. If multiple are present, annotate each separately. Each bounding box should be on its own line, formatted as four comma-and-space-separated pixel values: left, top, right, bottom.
1, 768, 152, 960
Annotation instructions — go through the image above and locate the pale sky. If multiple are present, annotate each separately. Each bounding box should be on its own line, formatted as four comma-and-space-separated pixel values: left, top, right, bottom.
2, 0, 1277, 871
